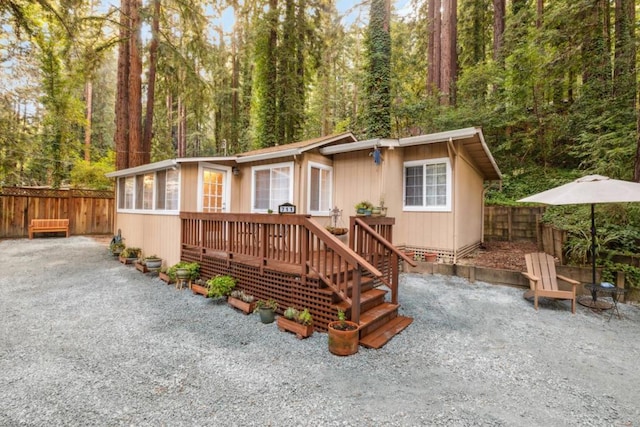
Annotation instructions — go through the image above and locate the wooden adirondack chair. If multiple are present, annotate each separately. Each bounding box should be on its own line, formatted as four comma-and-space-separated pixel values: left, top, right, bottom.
522, 253, 580, 314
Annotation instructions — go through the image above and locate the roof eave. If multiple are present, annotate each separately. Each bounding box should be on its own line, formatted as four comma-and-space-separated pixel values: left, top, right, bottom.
105, 159, 178, 178
319, 138, 399, 155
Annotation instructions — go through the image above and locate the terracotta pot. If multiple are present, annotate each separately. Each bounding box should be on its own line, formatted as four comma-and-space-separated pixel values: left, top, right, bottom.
425, 253, 438, 262
327, 320, 360, 356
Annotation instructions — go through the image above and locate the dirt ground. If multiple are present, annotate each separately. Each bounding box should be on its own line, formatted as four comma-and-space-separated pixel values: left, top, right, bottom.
457, 240, 540, 271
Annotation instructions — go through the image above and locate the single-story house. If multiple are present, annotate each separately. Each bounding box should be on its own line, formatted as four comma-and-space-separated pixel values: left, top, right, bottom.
106, 127, 501, 267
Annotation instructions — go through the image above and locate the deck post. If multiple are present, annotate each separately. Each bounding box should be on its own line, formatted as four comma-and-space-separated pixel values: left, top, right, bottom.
351, 268, 361, 325
391, 252, 399, 304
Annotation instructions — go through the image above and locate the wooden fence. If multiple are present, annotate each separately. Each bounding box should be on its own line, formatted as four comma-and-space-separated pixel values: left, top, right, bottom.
484, 206, 546, 242
0, 187, 114, 238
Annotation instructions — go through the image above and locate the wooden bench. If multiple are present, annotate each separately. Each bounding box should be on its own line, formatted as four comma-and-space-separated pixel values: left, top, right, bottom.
28, 219, 70, 239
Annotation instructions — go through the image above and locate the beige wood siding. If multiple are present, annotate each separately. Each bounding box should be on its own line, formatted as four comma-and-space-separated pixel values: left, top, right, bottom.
114, 213, 182, 267
333, 151, 385, 216
391, 144, 455, 251
180, 164, 199, 212
454, 143, 484, 250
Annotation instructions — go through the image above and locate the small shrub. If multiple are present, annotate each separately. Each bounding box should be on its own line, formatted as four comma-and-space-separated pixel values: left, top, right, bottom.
207, 275, 236, 298
284, 307, 299, 320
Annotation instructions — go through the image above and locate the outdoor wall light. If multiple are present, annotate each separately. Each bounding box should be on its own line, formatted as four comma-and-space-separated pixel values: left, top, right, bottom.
232, 166, 240, 176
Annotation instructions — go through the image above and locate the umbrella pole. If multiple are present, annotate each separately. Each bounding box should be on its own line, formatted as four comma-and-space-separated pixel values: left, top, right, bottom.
591, 204, 597, 285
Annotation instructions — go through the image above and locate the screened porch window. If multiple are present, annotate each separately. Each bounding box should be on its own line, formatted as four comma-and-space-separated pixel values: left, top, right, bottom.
117, 168, 179, 213
403, 158, 451, 212
308, 163, 332, 215
252, 162, 293, 212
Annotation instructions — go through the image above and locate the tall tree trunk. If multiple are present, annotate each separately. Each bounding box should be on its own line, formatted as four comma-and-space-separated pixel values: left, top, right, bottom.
427, 0, 441, 94
440, 0, 457, 105
84, 81, 92, 162
127, 0, 144, 167
115, 0, 130, 170
142, 0, 160, 161
493, 0, 505, 62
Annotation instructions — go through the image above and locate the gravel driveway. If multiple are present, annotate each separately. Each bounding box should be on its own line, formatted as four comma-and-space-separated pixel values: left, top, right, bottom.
1, 236, 639, 426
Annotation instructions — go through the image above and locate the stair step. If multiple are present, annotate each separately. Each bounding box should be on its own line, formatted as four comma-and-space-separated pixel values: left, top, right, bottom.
359, 316, 413, 349
357, 302, 399, 337
334, 288, 387, 312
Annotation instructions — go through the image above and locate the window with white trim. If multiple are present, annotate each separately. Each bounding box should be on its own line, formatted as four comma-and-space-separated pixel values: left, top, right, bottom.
251, 162, 293, 212
403, 158, 451, 211
155, 169, 179, 210
308, 162, 332, 215
117, 168, 179, 213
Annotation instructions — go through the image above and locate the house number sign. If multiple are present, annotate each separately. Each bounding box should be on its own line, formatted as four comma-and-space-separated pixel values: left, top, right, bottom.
278, 203, 296, 214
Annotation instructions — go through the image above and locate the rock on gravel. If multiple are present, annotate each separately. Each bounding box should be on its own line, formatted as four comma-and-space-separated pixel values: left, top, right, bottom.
1, 236, 639, 426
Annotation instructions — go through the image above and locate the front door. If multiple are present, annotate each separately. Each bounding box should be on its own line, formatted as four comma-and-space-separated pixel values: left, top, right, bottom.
201, 167, 228, 212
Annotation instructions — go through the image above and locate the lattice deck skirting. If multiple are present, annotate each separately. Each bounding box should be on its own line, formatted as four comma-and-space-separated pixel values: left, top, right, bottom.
181, 248, 337, 331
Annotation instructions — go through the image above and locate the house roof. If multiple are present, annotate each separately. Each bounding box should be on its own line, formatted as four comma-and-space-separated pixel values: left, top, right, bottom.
235, 132, 357, 163
105, 128, 500, 181
319, 127, 502, 181
105, 157, 238, 178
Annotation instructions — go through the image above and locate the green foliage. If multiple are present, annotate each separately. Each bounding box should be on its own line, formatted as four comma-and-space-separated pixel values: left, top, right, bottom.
70, 151, 115, 190
364, 0, 391, 138
121, 247, 141, 259
254, 299, 278, 312
297, 308, 313, 326
485, 168, 582, 206
284, 306, 299, 320
206, 275, 236, 298
601, 260, 640, 289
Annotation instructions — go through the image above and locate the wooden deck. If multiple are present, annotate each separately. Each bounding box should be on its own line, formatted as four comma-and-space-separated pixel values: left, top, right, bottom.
180, 213, 415, 349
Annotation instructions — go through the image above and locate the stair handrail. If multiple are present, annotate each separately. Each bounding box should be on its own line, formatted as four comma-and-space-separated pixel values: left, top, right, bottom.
303, 218, 382, 324
351, 217, 417, 304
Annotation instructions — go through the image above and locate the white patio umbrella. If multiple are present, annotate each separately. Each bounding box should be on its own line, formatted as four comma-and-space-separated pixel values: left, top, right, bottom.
518, 174, 640, 285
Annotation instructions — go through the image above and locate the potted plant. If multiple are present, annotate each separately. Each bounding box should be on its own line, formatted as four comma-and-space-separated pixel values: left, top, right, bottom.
227, 290, 256, 314
143, 255, 162, 270
135, 254, 162, 273
119, 247, 141, 264
109, 241, 125, 257
277, 307, 314, 339
206, 275, 236, 299
166, 261, 200, 283
355, 200, 373, 216
327, 309, 359, 356
254, 299, 278, 324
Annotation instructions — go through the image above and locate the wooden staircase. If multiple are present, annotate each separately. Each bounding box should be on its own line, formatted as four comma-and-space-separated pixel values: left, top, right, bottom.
332, 275, 413, 349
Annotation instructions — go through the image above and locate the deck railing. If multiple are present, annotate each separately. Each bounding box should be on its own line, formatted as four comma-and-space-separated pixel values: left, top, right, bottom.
350, 216, 416, 304
180, 212, 382, 323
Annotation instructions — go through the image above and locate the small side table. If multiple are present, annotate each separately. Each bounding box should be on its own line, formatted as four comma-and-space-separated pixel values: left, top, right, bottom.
581, 283, 627, 320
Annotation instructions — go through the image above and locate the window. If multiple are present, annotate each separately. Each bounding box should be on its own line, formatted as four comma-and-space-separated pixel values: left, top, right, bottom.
124, 176, 134, 209
117, 168, 179, 213
308, 162, 332, 215
155, 169, 179, 211
403, 158, 451, 211
251, 162, 293, 212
